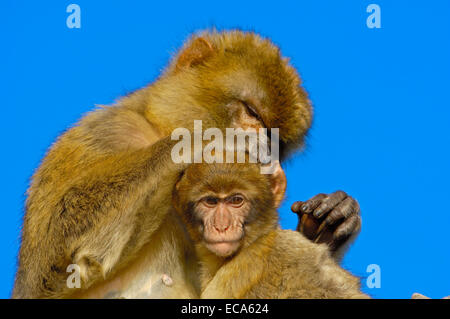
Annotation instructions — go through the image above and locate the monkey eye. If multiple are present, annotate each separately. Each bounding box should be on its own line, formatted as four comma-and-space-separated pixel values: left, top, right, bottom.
226, 195, 245, 207
202, 196, 219, 207
242, 101, 262, 121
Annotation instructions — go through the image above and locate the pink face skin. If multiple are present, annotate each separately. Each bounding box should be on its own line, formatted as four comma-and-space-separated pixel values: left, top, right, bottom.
195, 193, 251, 257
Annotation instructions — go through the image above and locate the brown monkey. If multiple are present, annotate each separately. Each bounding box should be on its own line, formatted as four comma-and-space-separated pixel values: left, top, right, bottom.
173, 160, 369, 299
13, 30, 358, 299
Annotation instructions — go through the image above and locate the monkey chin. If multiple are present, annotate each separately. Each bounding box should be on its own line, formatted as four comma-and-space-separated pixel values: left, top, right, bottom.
205, 241, 241, 258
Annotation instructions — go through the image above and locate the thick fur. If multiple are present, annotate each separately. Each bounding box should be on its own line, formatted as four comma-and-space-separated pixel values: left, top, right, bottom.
202, 230, 368, 298
13, 30, 312, 298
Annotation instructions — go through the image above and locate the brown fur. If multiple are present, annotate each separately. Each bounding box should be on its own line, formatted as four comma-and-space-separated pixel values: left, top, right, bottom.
13, 30, 312, 298
174, 161, 369, 299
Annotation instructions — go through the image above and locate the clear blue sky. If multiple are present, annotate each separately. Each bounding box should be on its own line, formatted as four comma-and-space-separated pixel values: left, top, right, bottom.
1, 1, 449, 299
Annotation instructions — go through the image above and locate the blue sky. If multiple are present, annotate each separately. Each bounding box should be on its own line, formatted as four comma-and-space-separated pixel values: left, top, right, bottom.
1, 1, 449, 299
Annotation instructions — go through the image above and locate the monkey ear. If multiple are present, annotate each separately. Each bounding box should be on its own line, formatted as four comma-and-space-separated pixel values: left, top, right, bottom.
175, 37, 215, 71
270, 161, 287, 208
174, 170, 186, 192
172, 179, 183, 212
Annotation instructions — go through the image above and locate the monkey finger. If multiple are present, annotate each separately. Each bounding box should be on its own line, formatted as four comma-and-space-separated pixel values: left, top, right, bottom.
326, 197, 356, 224
313, 190, 347, 218
316, 196, 354, 234
291, 201, 304, 214
299, 213, 308, 234
313, 225, 335, 244
298, 213, 321, 239
301, 193, 327, 214
334, 214, 361, 239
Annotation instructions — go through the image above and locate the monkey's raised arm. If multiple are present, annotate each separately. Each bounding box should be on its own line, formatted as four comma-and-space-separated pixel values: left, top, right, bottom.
13, 124, 189, 298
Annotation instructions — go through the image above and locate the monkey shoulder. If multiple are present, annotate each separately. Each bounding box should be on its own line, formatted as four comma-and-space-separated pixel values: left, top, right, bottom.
260, 230, 364, 298
269, 229, 336, 281
75, 104, 161, 151
271, 229, 331, 267
245, 230, 330, 298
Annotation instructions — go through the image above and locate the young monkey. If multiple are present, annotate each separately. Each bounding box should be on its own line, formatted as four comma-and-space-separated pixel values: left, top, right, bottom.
173, 160, 369, 299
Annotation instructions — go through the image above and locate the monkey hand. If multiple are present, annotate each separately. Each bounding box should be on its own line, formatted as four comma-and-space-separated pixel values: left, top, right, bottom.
291, 191, 361, 258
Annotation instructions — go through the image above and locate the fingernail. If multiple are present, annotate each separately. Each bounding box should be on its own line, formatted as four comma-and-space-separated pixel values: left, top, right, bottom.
291, 202, 301, 212
314, 209, 322, 218
302, 205, 308, 212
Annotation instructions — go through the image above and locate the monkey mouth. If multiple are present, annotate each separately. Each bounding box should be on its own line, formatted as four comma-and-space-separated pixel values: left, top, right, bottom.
204, 239, 240, 245
203, 227, 244, 244
204, 240, 241, 257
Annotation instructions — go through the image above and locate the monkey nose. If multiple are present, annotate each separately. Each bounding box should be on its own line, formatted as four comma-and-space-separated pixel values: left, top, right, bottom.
214, 225, 230, 232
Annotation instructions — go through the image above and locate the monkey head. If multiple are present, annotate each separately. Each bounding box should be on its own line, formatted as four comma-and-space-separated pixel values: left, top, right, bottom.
162, 30, 313, 159
173, 160, 287, 258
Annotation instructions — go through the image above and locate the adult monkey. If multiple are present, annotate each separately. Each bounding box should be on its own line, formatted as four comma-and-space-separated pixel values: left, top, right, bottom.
13, 30, 361, 298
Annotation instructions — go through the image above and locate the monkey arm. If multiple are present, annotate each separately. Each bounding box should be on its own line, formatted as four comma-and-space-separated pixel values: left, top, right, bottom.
13, 132, 189, 298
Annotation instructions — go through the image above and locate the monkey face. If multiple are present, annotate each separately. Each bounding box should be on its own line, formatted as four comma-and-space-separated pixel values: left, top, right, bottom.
173, 160, 288, 259
194, 193, 251, 257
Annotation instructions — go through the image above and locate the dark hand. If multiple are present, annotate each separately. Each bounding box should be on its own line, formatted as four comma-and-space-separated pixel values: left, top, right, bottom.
291, 191, 361, 255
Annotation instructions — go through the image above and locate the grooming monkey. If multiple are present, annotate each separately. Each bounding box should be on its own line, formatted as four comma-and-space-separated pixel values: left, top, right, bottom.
13, 30, 361, 298
173, 160, 368, 299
